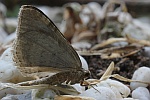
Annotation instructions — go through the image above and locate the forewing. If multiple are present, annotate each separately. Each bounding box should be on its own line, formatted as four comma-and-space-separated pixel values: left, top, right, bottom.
13, 5, 81, 70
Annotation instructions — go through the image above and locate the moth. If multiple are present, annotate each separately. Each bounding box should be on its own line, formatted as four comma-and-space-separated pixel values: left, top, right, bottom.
12, 5, 89, 86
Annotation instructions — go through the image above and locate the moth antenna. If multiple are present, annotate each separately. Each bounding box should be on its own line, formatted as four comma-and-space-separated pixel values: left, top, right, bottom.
89, 84, 101, 94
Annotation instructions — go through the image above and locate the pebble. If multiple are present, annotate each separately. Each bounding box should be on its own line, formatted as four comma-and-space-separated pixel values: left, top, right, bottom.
79, 55, 89, 70
130, 67, 150, 90
132, 87, 150, 100
80, 86, 116, 100
97, 79, 130, 98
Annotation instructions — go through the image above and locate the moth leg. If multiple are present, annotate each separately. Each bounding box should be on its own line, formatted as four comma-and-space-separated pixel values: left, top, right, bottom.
62, 80, 68, 85
80, 80, 101, 93
80, 80, 89, 90
80, 79, 87, 86
68, 81, 71, 85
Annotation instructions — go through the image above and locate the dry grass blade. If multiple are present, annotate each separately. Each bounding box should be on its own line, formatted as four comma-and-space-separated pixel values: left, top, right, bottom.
55, 95, 95, 100
78, 45, 142, 60
126, 34, 150, 46
77, 50, 103, 56
101, 74, 150, 85
122, 49, 141, 58
90, 35, 148, 51
111, 74, 150, 84
100, 62, 114, 80
90, 38, 127, 50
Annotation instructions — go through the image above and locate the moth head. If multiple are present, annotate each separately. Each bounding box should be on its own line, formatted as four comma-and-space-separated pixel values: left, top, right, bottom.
83, 70, 91, 79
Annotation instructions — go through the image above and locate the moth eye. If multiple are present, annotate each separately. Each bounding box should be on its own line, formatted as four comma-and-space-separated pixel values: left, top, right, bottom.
84, 70, 90, 78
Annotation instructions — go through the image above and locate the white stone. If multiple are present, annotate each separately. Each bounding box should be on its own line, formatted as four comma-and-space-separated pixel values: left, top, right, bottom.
0, 27, 7, 43
118, 12, 132, 24
0, 48, 19, 82
0, 60, 17, 82
3, 32, 16, 45
87, 2, 102, 19
79, 55, 88, 70
142, 47, 150, 58
120, 98, 138, 100
0, 83, 30, 99
71, 83, 85, 94
1, 92, 31, 100
130, 67, 150, 90
0, 47, 31, 83
80, 86, 116, 100
72, 42, 92, 50
0, 47, 13, 63
122, 19, 150, 41
97, 79, 130, 98
0, 2, 7, 16
132, 87, 150, 100
32, 89, 56, 100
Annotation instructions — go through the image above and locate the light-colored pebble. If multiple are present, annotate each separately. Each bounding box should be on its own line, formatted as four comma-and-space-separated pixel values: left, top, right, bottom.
0, 60, 18, 82
0, 83, 30, 99
130, 67, 150, 90
87, 2, 102, 19
97, 79, 130, 98
32, 89, 56, 100
72, 42, 92, 50
0, 27, 7, 44
0, 47, 33, 83
122, 19, 150, 41
0, 47, 20, 82
118, 12, 132, 25
142, 47, 150, 58
132, 87, 150, 100
79, 55, 88, 70
71, 83, 85, 93
80, 86, 116, 100
1, 92, 31, 100
120, 98, 138, 100
2, 32, 16, 45
0, 47, 13, 63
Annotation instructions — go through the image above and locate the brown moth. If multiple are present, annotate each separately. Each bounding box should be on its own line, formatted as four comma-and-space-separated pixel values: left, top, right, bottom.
12, 5, 89, 86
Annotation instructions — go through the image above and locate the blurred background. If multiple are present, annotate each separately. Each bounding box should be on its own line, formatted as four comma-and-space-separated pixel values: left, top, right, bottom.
1, 0, 150, 51
1, 0, 150, 17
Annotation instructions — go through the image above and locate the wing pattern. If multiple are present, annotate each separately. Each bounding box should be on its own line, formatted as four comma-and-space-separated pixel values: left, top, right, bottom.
13, 5, 81, 71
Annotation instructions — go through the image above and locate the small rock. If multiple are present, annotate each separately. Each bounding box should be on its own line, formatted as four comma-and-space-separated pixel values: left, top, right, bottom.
130, 67, 150, 90
0, 89, 31, 100
32, 89, 56, 100
79, 55, 88, 70
118, 12, 132, 25
80, 86, 116, 100
97, 79, 130, 98
72, 42, 92, 50
132, 87, 150, 100
71, 83, 85, 93
121, 98, 138, 100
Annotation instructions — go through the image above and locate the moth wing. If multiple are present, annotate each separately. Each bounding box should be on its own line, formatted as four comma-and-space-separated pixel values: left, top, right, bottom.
17, 66, 62, 78
13, 5, 81, 71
